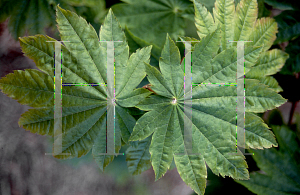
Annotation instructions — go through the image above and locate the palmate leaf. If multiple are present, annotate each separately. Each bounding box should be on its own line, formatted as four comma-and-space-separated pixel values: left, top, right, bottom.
0, 6, 152, 171
236, 125, 300, 194
129, 32, 286, 194
194, 0, 288, 92
111, 0, 194, 49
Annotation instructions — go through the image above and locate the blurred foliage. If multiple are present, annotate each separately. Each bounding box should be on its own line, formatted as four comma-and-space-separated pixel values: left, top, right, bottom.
236, 125, 300, 194
0, 0, 106, 39
112, 0, 194, 50
280, 37, 300, 75
264, 0, 299, 10
274, 11, 300, 44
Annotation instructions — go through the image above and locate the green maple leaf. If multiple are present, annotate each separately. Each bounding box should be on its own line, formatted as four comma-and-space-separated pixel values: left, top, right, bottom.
193, 0, 289, 92
236, 125, 300, 194
0, 6, 152, 170
129, 27, 286, 194
111, 0, 194, 49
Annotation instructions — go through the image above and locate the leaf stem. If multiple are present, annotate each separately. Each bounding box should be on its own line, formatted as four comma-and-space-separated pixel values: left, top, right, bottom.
288, 101, 298, 126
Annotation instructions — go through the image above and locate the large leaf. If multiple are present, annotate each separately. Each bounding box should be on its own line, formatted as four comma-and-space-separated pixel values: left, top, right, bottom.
129, 32, 285, 195
0, 7, 152, 171
111, 0, 194, 49
194, 0, 288, 91
236, 125, 300, 194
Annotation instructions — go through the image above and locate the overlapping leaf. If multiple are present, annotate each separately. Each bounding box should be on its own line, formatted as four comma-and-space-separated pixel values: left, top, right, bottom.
111, 0, 194, 49
0, 6, 152, 170
236, 125, 300, 194
129, 30, 285, 194
194, 0, 289, 91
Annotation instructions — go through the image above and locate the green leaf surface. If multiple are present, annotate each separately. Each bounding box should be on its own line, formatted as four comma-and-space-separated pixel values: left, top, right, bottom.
195, 0, 288, 90
236, 126, 300, 194
247, 17, 277, 52
112, 0, 194, 48
126, 136, 152, 175
125, 27, 161, 67
0, 7, 152, 171
246, 49, 289, 77
213, 0, 235, 51
130, 31, 285, 194
194, 0, 217, 39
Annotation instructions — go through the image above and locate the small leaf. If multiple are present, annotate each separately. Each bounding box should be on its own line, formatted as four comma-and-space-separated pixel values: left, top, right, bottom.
0, 6, 152, 171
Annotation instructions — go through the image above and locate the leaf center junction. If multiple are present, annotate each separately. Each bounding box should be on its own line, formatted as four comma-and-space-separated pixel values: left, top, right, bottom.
171, 98, 177, 105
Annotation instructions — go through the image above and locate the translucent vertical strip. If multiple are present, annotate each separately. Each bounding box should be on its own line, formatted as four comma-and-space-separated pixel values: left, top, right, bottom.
237, 41, 246, 152
184, 42, 193, 154
54, 41, 62, 155
106, 41, 115, 155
